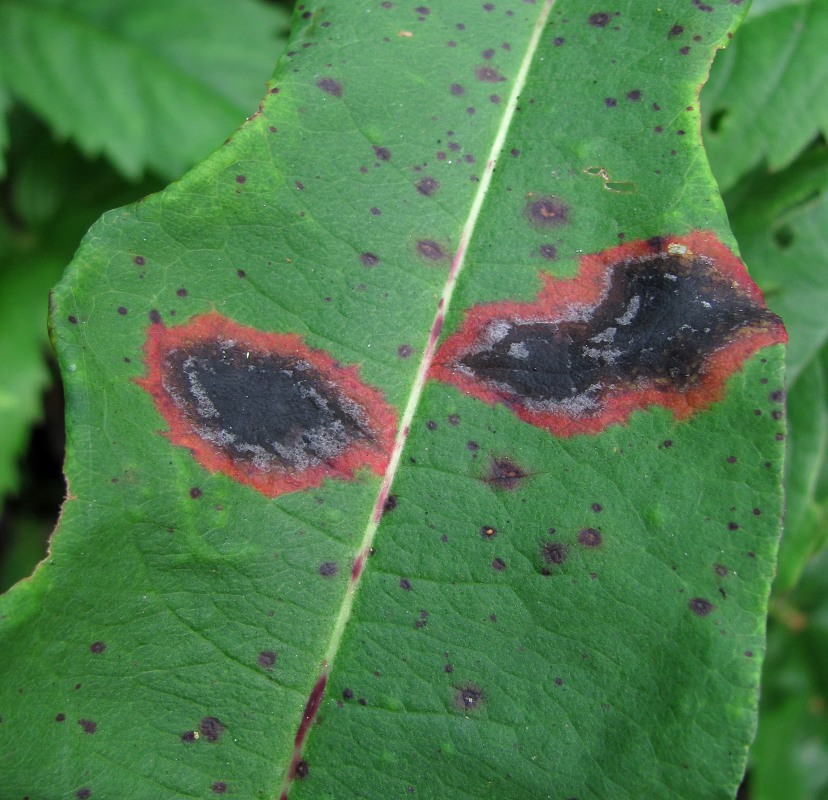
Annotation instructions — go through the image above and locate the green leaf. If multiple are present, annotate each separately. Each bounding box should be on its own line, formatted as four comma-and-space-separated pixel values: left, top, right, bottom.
0, 0, 290, 179
701, 0, 828, 191
749, 548, 828, 800
0, 256, 64, 502
0, 3, 785, 799
0, 84, 10, 179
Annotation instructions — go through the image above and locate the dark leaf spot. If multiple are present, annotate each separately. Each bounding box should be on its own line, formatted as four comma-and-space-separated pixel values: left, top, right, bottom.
149, 309, 162, 324
295, 761, 309, 779
78, 719, 97, 734
542, 541, 567, 564
258, 651, 277, 670
450, 83, 465, 95
728, 522, 740, 531
588, 12, 611, 26
454, 683, 485, 712
483, 457, 528, 490
211, 783, 227, 794
417, 177, 440, 197
383, 494, 398, 513
426, 420, 437, 430
361, 252, 380, 267
669, 24, 684, 36
679, 46, 691, 54
370, 206, 382, 216
578, 528, 602, 548
714, 564, 729, 577
373, 146, 391, 161
475, 66, 505, 82
447, 413, 460, 425
539, 244, 557, 260
342, 688, 354, 700
190, 487, 202, 499
480, 525, 497, 538
627, 89, 642, 101
399, 578, 412, 590
417, 240, 446, 260
117, 306, 128, 316
317, 77, 343, 97
604, 97, 617, 107
134, 256, 146, 266
491, 557, 506, 571
181, 730, 197, 742
553, 36, 565, 45
526, 196, 569, 226
176, 288, 188, 297
467, 440, 479, 451
55, 713, 66, 722
76, 790, 91, 800
89, 641, 105, 654
319, 561, 339, 577
689, 597, 714, 616
398, 344, 413, 358
68, 315, 78, 324
236, 175, 246, 185
591, 503, 603, 513
199, 717, 225, 742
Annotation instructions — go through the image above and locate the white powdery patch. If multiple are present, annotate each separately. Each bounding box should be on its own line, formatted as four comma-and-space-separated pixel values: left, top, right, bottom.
615, 295, 641, 326
508, 341, 530, 359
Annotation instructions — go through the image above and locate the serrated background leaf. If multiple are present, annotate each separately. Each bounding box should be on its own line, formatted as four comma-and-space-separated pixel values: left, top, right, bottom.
0, 2, 785, 799
702, 0, 828, 191
0, 0, 290, 179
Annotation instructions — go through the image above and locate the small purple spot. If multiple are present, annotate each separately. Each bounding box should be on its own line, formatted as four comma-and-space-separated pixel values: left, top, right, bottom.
190, 487, 202, 500
417, 177, 440, 197
117, 306, 127, 316
669, 24, 684, 36
679, 46, 691, 55
400, 578, 412, 590
627, 89, 642, 101
373, 146, 391, 161
295, 761, 309, 779
78, 719, 97, 734
258, 651, 277, 670
181, 730, 197, 743
149, 309, 162, 324
398, 344, 413, 358
588, 12, 611, 26
689, 597, 714, 617
553, 36, 565, 46
578, 528, 602, 548
211, 782, 228, 794
361, 252, 380, 267
134, 256, 145, 266
605, 97, 617, 107
176, 288, 188, 297
76, 790, 91, 800
370, 207, 382, 216
475, 66, 504, 83
491, 557, 506, 571
199, 717, 225, 742
417, 240, 445, 260
319, 561, 339, 577
450, 83, 465, 96
55, 713, 66, 722
236, 175, 246, 184
89, 641, 106, 654
317, 77, 343, 97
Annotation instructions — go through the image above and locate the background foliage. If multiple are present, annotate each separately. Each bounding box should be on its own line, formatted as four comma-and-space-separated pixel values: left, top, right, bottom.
0, 0, 825, 796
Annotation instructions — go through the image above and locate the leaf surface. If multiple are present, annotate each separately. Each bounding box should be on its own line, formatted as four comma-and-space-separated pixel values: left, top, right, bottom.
0, 3, 786, 799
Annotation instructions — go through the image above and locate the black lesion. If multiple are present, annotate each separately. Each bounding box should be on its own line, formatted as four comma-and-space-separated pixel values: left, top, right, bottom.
163, 344, 372, 470
458, 252, 781, 413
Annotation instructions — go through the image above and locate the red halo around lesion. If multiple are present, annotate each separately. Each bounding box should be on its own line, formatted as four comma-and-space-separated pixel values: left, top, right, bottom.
138, 312, 397, 497
431, 231, 787, 437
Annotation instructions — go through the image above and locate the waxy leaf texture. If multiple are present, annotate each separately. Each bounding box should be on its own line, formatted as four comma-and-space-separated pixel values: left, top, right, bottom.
0, 2, 785, 799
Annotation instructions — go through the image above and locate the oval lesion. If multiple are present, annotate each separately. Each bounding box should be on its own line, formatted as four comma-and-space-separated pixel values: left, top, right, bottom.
139, 312, 397, 497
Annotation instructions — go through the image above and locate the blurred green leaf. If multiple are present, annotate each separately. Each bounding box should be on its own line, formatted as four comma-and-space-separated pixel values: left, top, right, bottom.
702, 0, 828, 191
750, 548, 828, 800
0, 85, 10, 179
0, 0, 290, 180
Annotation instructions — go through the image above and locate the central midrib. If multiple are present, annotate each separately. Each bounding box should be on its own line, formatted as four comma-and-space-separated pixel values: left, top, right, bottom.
277, 2, 557, 795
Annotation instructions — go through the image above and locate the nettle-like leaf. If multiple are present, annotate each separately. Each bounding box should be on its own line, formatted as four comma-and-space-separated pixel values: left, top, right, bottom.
0, 3, 787, 799
0, 0, 290, 179
702, 0, 828, 191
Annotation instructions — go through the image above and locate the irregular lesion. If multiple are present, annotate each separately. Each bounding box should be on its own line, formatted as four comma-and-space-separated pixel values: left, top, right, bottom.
455, 251, 781, 417
162, 342, 373, 472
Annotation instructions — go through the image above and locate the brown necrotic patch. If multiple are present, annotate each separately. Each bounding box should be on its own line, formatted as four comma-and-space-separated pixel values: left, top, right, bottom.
454, 683, 485, 712
526, 196, 569, 226
432, 233, 786, 437
139, 313, 396, 497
